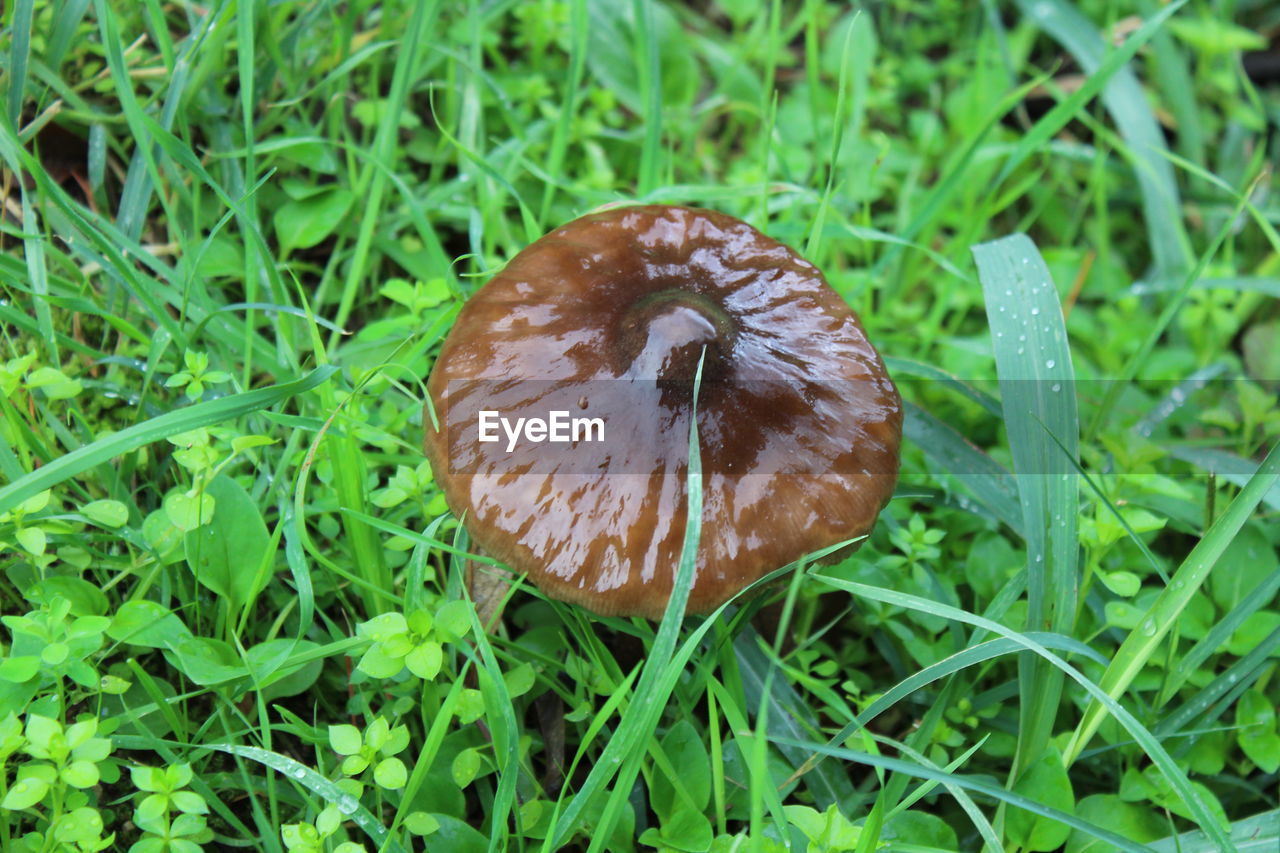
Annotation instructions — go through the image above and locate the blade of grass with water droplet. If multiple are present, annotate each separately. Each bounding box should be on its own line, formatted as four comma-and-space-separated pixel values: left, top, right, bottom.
1064, 441, 1280, 765
972, 234, 1079, 781
1155, 626, 1280, 740
199, 743, 405, 853
1154, 543, 1280, 708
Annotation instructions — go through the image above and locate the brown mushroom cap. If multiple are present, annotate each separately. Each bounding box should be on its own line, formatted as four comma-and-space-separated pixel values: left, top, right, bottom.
424, 204, 901, 618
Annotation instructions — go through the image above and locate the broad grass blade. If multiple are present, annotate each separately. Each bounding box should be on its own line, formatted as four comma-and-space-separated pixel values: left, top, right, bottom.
972, 234, 1079, 779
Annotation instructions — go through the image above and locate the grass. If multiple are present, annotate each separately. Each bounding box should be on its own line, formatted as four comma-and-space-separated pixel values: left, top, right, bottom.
1, 1, 1279, 852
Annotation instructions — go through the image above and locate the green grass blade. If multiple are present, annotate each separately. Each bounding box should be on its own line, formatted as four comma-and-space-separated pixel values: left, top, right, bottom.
1063, 441, 1279, 766
1009, 0, 1190, 277
813, 574, 1234, 849
198, 743, 405, 853
1156, 566, 1280, 707
788, 632, 1102, 789
538, 0, 588, 223
632, 0, 662, 197
0, 366, 337, 516
5, 0, 35, 126
1155, 626, 1280, 740
734, 629, 854, 809
877, 734, 1002, 851
332, 0, 438, 332
1148, 808, 1279, 853
972, 234, 1079, 780
771, 736, 1153, 853
1088, 160, 1261, 440
548, 352, 707, 851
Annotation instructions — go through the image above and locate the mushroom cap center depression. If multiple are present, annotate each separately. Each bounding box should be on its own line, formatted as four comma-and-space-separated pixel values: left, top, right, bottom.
616, 290, 734, 384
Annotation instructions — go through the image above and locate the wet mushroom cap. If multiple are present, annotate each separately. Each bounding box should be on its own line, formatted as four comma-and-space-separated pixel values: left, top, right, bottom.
424, 204, 902, 619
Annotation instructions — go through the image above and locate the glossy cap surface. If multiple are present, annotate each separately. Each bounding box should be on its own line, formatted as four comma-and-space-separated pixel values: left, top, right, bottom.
424, 205, 901, 618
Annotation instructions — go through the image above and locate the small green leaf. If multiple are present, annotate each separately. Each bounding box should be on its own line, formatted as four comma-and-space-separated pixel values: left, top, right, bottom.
1099, 570, 1141, 598
41, 641, 69, 665
28, 577, 109, 616
0, 655, 40, 683
282, 823, 320, 850
183, 474, 272, 611
313, 805, 340, 837
404, 811, 440, 836
164, 491, 214, 532
434, 600, 473, 641
357, 645, 405, 679
166, 636, 246, 685
25, 714, 60, 750
26, 366, 82, 399
404, 642, 442, 680
342, 753, 371, 776
451, 748, 481, 789
1225, 611, 1280, 656
1237, 689, 1280, 773
170, 791, 208, 815
365, 718, 390, 750
274, 187, 355, 252
329, 725, 363, 756
357, 613, 408, 643
374, 757, 407, 789
650, 720, 711, 822
81, 499, 129, 528
382, 725, 410, 757
504, 662, 536, 698
1007, 747, 1075, 852
230, 435, 276, 454
61, 759, 100, 788
16, 526, 46, 555
885, 811, 957, 849
1208, 524, 1277, 610
2, 776, 49, 809
650, 806, 713, 853
456, 689, 485, 725
108, 600, 193, 649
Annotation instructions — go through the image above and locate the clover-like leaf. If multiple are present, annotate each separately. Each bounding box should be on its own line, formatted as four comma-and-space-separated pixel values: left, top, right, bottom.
404, 641, 442, 680
329, 724, 364, 756
61, 759, 100, 788
451, 748, 481, 789
171, 791, 208, 815
373, 756, 407, 789
356, 645, 405, 679
2, 775, 49, 809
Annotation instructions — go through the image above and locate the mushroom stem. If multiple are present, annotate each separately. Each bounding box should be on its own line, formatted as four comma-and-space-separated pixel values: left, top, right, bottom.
466, 559, 516, 633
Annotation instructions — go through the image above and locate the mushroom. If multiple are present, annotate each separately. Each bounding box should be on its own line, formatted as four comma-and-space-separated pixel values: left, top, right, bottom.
424, 204, 901, 619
